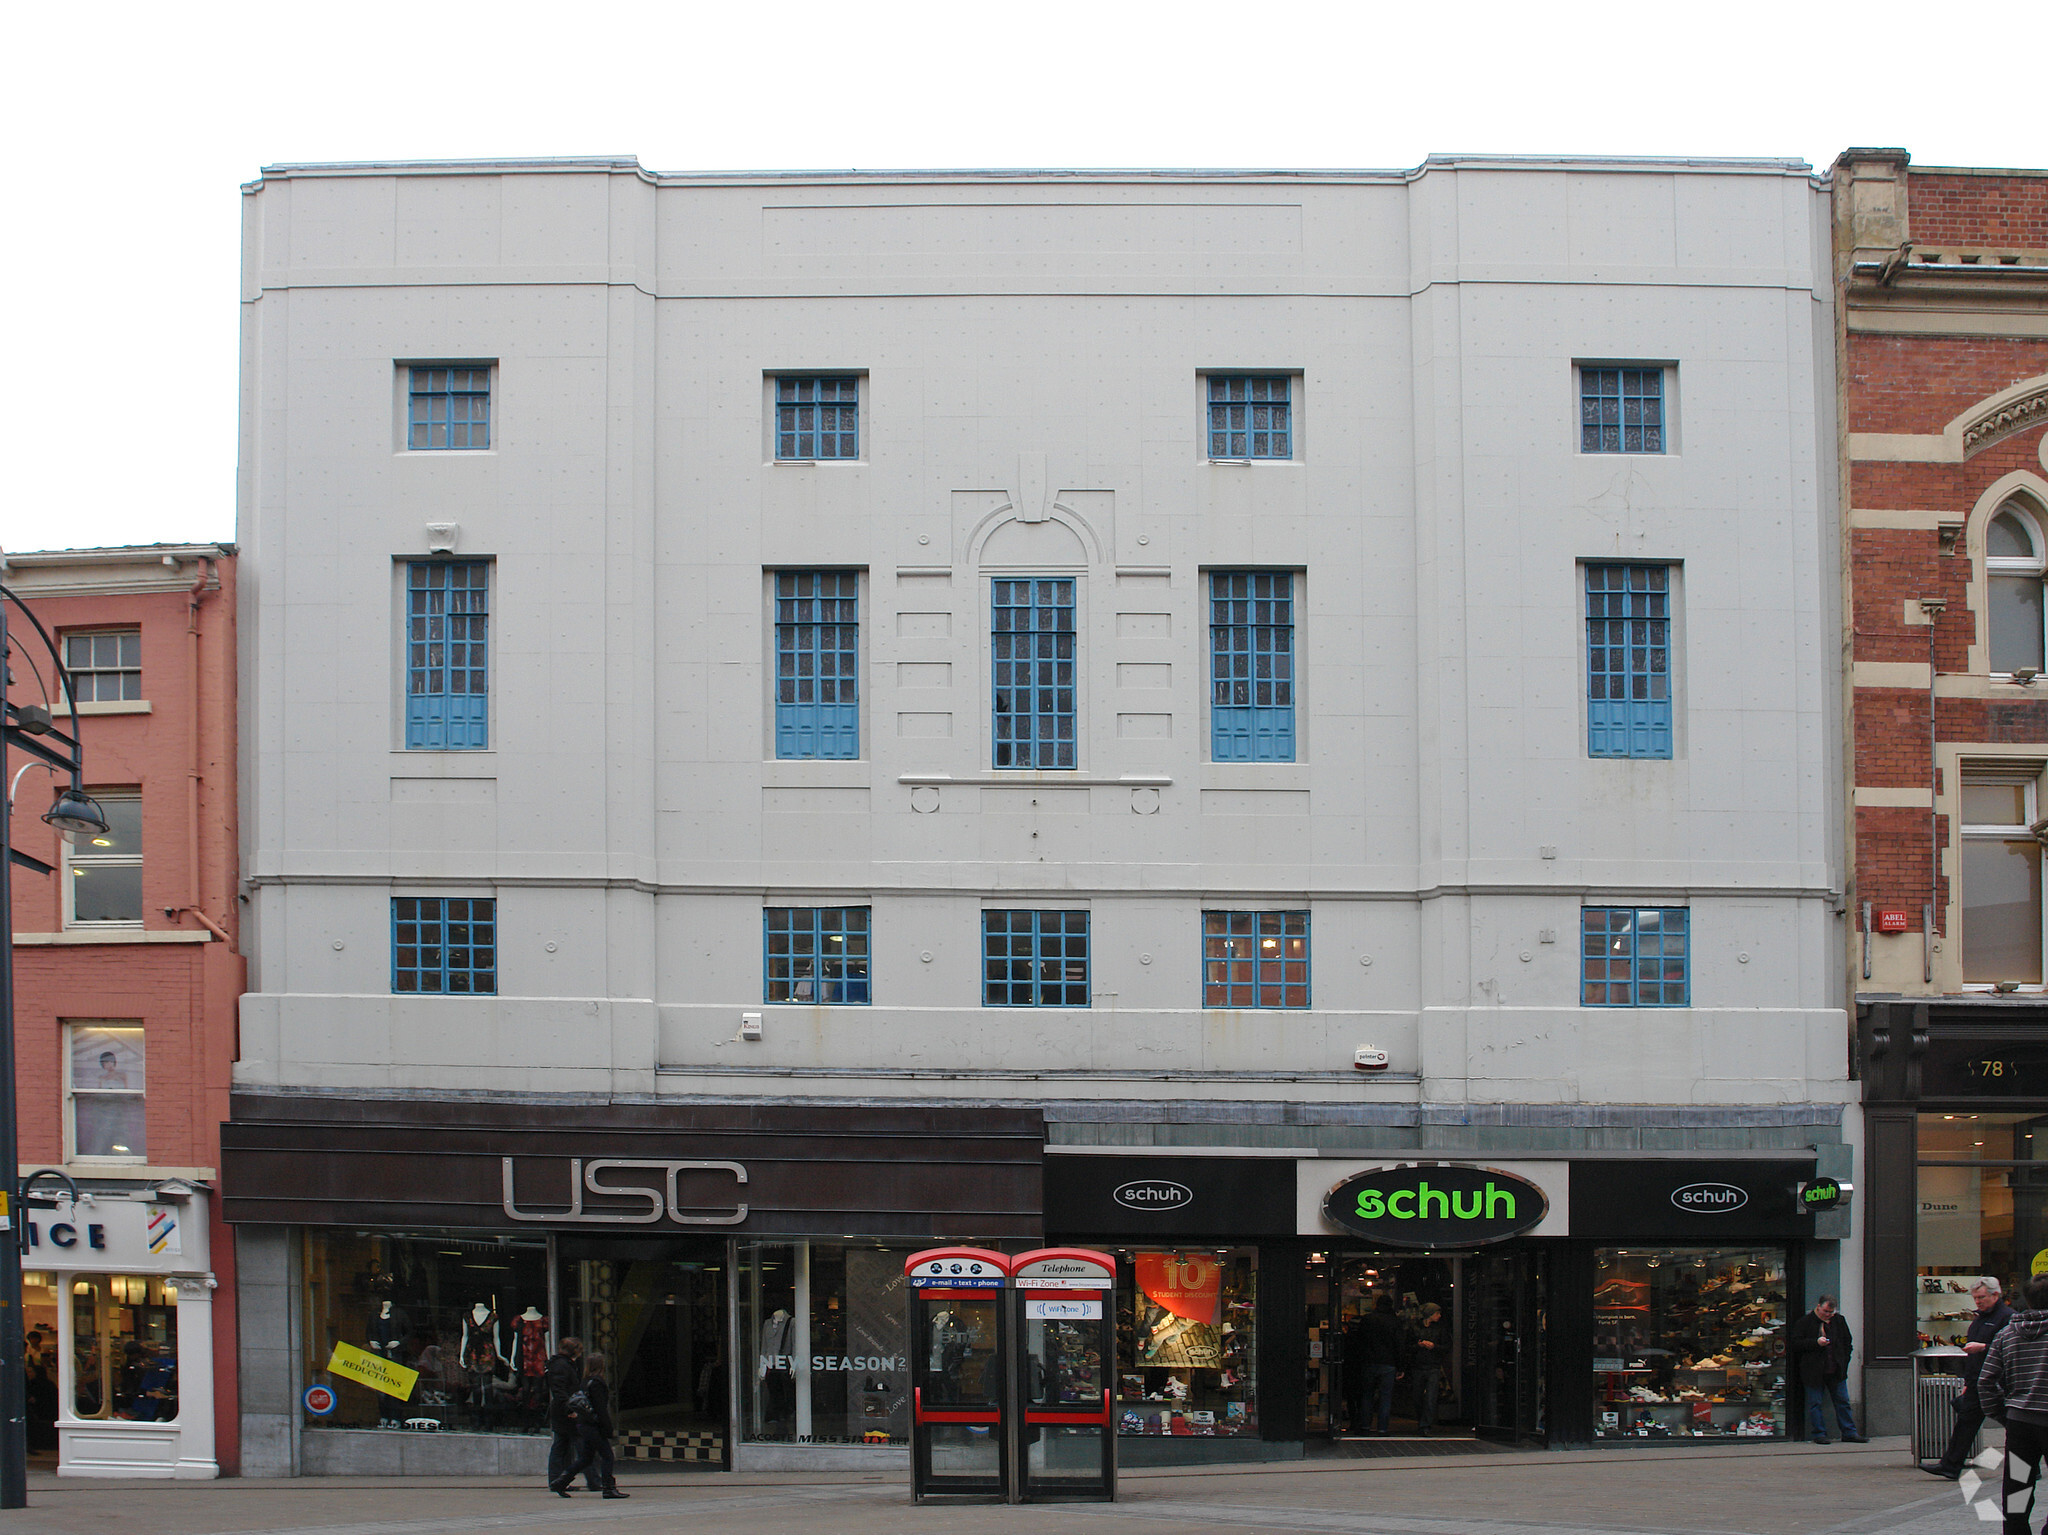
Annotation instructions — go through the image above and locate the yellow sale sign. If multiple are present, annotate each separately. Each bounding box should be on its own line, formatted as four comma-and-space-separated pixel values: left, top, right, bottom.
326, 1339, 419, 1400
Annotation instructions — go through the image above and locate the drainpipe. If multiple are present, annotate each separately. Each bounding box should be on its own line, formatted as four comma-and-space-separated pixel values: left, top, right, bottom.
1921, 597, 1947, 984
172, 557, 230, 947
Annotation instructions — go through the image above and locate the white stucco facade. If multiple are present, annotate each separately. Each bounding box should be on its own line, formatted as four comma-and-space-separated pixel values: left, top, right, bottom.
234, 155, 1847, 1119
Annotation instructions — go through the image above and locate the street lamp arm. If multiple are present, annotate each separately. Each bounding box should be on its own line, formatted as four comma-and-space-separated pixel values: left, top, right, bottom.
0, 584, 81, 723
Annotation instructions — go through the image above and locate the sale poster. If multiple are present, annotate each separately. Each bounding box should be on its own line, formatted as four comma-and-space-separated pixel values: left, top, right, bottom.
1135, 1252, 1222, 1324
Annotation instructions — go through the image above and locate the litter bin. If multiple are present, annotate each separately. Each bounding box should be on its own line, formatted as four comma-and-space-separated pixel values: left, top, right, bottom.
1915, 1349, 1967, 1465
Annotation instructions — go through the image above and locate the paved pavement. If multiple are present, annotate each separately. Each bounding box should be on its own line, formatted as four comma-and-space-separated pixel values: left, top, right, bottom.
0, 1437, 2003, 1535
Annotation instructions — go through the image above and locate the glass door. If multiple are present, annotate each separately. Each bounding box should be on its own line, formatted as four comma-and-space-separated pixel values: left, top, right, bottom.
1462, 1247, 1544, 1445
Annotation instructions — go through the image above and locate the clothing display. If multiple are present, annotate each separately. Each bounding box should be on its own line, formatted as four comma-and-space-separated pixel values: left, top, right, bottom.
1593, 1248, 1788, 1439
303, 1231, 554, 1436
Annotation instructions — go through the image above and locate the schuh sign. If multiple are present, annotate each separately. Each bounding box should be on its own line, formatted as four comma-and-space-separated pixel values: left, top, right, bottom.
1322, 1164, 1547, 1249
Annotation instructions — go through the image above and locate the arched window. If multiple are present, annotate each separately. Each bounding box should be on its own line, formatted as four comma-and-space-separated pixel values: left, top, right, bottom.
1988, 498, 2048, 674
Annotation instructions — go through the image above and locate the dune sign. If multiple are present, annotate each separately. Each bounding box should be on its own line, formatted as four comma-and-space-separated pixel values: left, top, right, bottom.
1322, 1165, 1548, 1249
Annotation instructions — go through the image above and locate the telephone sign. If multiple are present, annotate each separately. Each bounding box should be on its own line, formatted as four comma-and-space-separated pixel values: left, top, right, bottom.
908, 1254, 1005, 1288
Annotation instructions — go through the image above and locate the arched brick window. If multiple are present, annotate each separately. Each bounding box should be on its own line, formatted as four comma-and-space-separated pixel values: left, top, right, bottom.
1988, 496, 2048, 675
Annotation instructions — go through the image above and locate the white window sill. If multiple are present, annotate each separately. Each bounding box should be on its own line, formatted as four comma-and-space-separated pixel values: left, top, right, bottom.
21, 930, 212, 945
899, 771, 1170, 787
52, 700, 151, 717
1963, 984, 2046, 994
771, 458, 865, 467
1204, 458, 1299, 467
52, 1163, 216, 1183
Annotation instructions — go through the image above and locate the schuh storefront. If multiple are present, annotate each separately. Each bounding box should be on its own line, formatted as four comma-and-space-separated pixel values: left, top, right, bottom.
1047, 1149, 1837, 1459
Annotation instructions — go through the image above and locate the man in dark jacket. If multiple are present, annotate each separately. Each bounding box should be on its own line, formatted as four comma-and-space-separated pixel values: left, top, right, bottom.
1787, 1295, 1867, 1444
1977, 1271, 2048, 1532
1350, 1297, 1408, 1436
545, 1337, 599, 1494
1929, 1278, 2017, 1479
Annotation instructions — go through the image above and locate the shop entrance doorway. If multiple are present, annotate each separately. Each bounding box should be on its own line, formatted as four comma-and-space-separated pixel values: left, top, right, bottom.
1304, 1249, 1544, 1445
558, 1237, 728, 1467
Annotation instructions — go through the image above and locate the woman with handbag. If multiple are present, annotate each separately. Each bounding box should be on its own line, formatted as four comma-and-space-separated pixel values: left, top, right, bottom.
548, 1352, 629, 1499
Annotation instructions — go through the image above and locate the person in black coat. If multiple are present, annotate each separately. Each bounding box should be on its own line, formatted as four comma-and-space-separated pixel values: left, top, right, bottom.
1351, 1296, 1408, 1436
544, 1337, 600, 1493
550, 1350, 629, 1499
1787, 1295, 1867, 1444
1928, 1278, 2017, 1478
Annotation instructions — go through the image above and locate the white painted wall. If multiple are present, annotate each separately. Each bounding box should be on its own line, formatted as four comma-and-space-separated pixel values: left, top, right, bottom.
235, 157, 1847, 1114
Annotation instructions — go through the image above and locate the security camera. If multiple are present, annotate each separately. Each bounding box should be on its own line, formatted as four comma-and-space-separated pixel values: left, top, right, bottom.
1353, 1046, 1390, 1072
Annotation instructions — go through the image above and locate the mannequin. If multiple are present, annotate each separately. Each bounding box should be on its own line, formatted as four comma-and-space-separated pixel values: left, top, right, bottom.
367, 1299, 411, 1355
758, 1308, 794, 1432
461, 1297, 503, 1401
514, 1306, 549, 1409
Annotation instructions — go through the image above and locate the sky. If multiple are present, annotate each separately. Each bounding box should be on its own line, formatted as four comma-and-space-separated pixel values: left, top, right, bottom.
1, 0, 2037, 554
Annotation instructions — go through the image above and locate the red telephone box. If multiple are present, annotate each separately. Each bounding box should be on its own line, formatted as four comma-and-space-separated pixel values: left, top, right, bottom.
905, 1247, 1012, 1502
1011, 1247, 1117, 1502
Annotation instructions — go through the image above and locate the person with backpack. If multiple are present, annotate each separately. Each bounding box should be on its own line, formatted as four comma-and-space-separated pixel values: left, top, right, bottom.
550, 1350, 628, 1499
544, 1336, 600, 1494
1976, 1271, 2048, 1531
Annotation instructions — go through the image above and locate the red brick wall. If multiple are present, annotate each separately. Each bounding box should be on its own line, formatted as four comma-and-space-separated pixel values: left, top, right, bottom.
1847, 335, 2048, 433
1908, 172, 2048, 248
4, 559, 243, 1472
1856, 805, 1948, 926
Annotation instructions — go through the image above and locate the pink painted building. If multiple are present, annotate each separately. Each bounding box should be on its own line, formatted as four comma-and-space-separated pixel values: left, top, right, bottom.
3, 544, 241, 1477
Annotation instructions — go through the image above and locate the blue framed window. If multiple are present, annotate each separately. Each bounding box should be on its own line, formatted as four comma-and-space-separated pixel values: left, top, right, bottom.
775, 376, 859, 459
406, 561, 490, 750
1585, 564, 1672, 759
392, 897, 496, 994
1203, 911, 1309, 1008
992, 579, 1076, 769
1207, 375, 1291, 459
1211, 572, 1295, 761
1581, 907, 1688, 1006
982, 910, 1089, 1007
764, 907, 870, 1004
1580, 367, 1664, 453
774, 572, 860, 759
408, 366, 491, 450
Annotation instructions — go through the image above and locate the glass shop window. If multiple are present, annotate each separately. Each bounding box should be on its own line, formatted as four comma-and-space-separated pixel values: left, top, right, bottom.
1115, 1247, 1258, 1438
737, 1240, 917, 1446
23, 1272, 58, 1451
1592, 1247, 1788, 1440
1917, 1112, 2048, 1346
71, 1274, 179, 1421
301, 1230, 550, 1433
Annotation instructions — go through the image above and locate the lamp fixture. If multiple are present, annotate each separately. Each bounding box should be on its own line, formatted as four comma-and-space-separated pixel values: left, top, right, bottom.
42, 787, 110, 839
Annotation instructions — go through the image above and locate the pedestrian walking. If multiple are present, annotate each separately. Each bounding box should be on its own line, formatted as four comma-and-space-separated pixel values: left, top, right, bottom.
1409, 1302, 1447, 1436
1976, 1271, 2048, 1532
1927, 1277, 2016, 1480
1787, 1294, 1867, 1445
1351, 1296, 1407, 1436
550, 1350, 629, 1499
545, 1336, 600, 1494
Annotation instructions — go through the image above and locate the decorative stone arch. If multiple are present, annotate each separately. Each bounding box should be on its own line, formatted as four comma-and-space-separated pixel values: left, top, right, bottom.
1963, 470, 2048, 674
1943, 374, 2048, 462
965, 499, 1105, 570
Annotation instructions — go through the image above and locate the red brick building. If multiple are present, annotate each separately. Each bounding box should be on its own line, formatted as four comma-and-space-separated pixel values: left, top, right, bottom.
3, 545, 240, 1475
1835, 152, 2048, 1434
